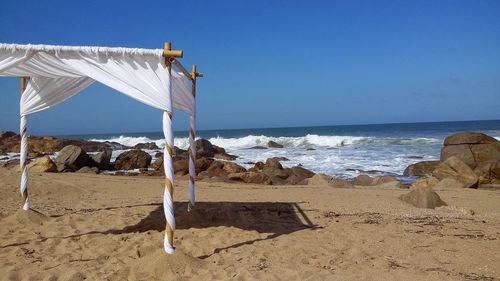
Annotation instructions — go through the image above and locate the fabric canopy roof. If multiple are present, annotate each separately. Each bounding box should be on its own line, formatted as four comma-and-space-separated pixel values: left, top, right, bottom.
0, 43, 194, 116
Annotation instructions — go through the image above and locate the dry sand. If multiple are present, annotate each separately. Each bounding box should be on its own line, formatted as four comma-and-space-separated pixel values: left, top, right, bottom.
0, 167, 499, 280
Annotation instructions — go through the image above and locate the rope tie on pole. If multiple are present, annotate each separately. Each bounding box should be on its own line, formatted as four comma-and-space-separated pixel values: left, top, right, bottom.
20, 114, 30, 210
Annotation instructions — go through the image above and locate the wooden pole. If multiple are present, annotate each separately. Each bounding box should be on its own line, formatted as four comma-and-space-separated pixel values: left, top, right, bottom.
19, 77, 29, 210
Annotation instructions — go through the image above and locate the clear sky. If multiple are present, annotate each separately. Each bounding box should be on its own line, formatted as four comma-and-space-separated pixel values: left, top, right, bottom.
0, 0, 499, 135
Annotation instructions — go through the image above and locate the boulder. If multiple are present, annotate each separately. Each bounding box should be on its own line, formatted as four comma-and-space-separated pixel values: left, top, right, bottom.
308, 173, 334, 185
249, 161, 265, 172
410, 177, 439, 190
91, 150, 112, 169
114, 149, 152, 170
434, 177, 466, 189
2, 159, 19, 169
352, 175, 374, 186
76, 166, 99, 174
271, 176, 288, 185
440, 132, 500, 169
403, 161, 440, 177
228, 172, 271, 185
264, 158, 283, 170
134, 142, 159, 150
444, 132, 498, 145
206, 161, 228, 177
151, 156, 164, 171
195, 157, 214, 174
474, 161, 500, 184
173, 159, 189, 175
399, 188, 447, 209
432, 156, 479, 188
371, 176, 399, 185
196, 139, 215, 158
222, 162, 247, 174
267, 141, 284, 148
55, 145, 90, 172
0, 131, 17, 140
27, 155, 57, 173
291, 166, 315, 179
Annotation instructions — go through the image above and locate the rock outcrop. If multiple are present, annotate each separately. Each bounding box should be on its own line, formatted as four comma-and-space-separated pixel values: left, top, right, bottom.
403, 161, 439, 177
27, 155, 57, 173
267, 141, 284, 148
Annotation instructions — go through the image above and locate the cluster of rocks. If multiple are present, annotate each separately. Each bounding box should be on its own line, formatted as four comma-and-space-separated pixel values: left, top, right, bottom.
404, 132, 500, 190
398, 132, 499, 209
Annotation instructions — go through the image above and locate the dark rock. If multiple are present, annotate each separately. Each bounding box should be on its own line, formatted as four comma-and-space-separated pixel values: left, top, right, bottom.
114, 149, 152, 170
249, 161, 265, 172
195, 157, 214, 174
403, 161, 440, 177
267, 141, 284, 148
76, 166, 99, 174
173, 159, 189, 175
2, 159, 20, 168
0, 131, 17, 140
55, 145, 90, 172
196, 139, 215, 158
250, 146, 267, 149
399, 188, 447, 209
134, 142, 159, 150
91, 150, 112, 169
432, 156, 478, 188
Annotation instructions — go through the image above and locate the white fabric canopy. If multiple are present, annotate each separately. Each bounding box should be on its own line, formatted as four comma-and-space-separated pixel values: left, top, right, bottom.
0, 43, 197, 255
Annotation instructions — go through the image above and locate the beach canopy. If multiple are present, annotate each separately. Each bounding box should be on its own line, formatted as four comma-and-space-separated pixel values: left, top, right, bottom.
0, 43, 202, 254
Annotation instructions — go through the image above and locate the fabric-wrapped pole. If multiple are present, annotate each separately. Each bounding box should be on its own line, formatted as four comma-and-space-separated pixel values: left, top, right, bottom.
19, 114, 30, 210
188, 114, 196, 211
163, 111, 175, 254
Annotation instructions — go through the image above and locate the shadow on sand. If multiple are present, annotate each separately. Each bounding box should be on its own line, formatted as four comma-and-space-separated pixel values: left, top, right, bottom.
2, 202, 319, 258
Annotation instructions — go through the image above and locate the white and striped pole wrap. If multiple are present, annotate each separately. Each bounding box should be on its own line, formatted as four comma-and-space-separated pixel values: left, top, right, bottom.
163, 111, 175, 254
187, 114, 196, 211
19, 114, 30, 210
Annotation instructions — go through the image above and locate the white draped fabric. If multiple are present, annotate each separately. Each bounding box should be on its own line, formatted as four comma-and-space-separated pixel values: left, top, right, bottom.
0, 43, 197, 255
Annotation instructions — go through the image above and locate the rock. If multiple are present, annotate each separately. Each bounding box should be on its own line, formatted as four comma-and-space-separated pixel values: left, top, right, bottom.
267, 141, 284, 148
399, 188, 447, 209
222, 162, 247, 174
474, 161, 500, 184
27, 155, 57, 173
114, 149, 152, 170
410, 177, 439, 190
444, 132, 498, 145
291, 166, 315, 179
352, 175, 374, 186
307, 174, 353, 188
76, 166, 99, 174
206, 161, 228, 176
371, 176, 399, 185
264, 158, 283, 170
403, 161, 440, 177
173, 147, 188, 159
249, 161, 265, 172
195, 157, 214, 174
196, 139, 215, 158
55, 145, 90, 172
134, 142, 159, 150
228, 172, 271, 185
173, 159, 189, 175
151, 156, 164, 171
250, 146, 267, 149
215, 153, 238, 161
434, 177, 466, 189
440, 132, 500, 169
268, 156, 289, 162
271, 176, 288, 185
2, 159, 19, 169
432, 156, 479, 188
91, 150, 112, 169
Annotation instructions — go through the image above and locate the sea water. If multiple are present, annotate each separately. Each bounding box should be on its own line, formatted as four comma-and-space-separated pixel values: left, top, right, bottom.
65, 120, 500, 181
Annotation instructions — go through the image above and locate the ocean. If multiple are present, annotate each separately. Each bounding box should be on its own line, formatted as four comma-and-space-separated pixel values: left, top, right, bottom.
60, 120, 500, 182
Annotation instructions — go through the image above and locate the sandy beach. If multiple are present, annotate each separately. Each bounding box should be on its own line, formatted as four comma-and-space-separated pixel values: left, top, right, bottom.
1, 167, 498, 280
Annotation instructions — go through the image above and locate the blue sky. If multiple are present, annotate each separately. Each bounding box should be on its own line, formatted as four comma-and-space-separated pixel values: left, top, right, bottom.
0, 0, 499, 135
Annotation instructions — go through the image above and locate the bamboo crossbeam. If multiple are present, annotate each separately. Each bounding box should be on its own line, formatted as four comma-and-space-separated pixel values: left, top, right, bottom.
163, 42, 183, 58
